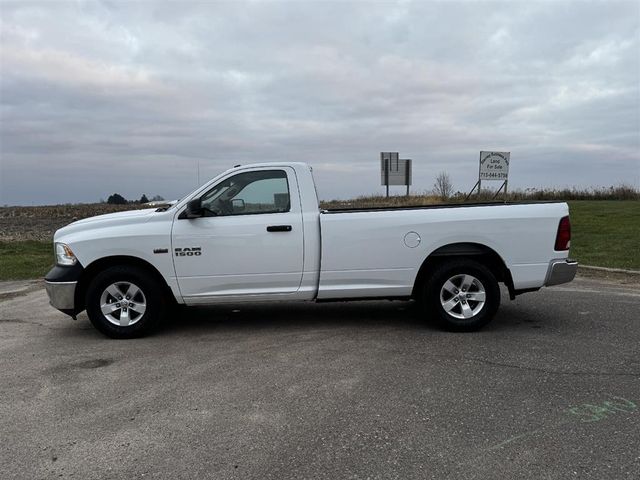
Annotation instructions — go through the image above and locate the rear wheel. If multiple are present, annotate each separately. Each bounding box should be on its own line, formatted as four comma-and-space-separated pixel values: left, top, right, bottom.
423, 259, 500, 331
86, 266, 165, 338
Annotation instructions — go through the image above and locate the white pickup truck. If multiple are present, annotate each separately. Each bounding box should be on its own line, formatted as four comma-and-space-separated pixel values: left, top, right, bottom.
45, 162, 577, 338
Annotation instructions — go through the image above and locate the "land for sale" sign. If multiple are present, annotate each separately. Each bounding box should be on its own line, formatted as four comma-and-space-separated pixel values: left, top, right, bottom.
479, 151, 510, 180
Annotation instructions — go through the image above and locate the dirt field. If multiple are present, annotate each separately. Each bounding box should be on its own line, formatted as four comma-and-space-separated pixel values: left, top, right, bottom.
0, 204, 148, 242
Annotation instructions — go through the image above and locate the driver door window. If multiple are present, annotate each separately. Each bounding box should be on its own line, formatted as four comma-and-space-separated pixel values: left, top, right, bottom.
200, 170, 290, 216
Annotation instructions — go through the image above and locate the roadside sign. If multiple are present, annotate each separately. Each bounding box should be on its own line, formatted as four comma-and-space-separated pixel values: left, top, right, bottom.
465, 151, 511, 201
381, 152, 411, 197
479, 151, 510, 180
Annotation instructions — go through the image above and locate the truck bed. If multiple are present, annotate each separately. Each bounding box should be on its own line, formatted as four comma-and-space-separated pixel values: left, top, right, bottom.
317, 201, 569, 299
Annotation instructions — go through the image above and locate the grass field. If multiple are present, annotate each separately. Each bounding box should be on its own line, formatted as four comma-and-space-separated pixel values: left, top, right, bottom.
567, 201, 639, 270
0, 201, 638, 281
0, 241, 53, 281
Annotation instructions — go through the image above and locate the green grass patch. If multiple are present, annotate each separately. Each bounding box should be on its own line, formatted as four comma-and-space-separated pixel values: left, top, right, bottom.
568, 201, 640, 270
0, 241, 53, 281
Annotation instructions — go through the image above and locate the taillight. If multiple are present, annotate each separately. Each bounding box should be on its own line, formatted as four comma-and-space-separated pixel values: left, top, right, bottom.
555, 216, 571, 251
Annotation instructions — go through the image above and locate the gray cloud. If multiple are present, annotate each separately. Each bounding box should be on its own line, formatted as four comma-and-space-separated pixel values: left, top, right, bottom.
1, 0, 639, 205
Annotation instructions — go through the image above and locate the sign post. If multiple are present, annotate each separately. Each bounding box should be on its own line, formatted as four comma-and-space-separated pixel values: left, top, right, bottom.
380, 152, 412, 197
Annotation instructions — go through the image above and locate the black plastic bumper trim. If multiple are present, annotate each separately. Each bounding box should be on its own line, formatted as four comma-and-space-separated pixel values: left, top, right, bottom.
45, 263, 84, 283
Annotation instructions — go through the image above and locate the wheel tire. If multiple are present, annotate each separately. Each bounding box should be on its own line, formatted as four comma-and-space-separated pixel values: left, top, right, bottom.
85, 265, 166, 339
423, 259, 500, 332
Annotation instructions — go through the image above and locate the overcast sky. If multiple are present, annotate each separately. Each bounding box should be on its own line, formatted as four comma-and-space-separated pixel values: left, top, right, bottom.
1, 0, 639, 205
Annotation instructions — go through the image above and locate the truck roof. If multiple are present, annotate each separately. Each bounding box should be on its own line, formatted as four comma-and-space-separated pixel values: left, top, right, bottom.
230, 162, 311, 170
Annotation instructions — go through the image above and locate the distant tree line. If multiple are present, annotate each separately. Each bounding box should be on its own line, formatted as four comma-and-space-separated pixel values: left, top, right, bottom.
105, 193, 164, 205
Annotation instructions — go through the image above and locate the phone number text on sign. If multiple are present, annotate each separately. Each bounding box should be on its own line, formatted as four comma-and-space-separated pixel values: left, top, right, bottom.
480, 151, 510, 180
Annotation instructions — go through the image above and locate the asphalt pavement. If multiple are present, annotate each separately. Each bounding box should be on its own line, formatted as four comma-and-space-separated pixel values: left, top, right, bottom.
1, 276, 639, 479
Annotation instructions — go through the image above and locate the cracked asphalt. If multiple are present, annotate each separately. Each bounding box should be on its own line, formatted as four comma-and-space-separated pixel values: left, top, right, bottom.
1, 276, 639, 479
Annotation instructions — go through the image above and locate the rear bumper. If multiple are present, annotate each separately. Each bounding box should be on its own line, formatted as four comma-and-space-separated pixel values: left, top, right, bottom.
545, 259, 578, 286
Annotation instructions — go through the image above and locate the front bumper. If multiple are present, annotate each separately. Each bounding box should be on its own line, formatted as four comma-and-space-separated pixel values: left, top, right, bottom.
44, 263, 84, 317
545, 259, 578, 286
44, 280, 77, 310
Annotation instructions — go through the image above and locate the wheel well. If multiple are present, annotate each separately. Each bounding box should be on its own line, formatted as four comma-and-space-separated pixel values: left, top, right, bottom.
412, 243, 514, 298
74, 256, 176, 312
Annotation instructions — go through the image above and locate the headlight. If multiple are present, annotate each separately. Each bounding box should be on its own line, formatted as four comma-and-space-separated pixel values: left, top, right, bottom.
55, 243, 77, 266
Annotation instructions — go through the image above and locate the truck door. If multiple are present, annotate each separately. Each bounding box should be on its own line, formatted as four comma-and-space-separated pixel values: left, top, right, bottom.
172, 167, 304, 300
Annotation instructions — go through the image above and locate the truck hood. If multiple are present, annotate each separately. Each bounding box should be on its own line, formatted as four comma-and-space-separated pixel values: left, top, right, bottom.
54, 208, 158, 241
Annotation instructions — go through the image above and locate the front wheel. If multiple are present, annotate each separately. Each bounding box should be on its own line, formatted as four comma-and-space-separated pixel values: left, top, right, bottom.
423, 259, 500, 331
85, 266, 166, 338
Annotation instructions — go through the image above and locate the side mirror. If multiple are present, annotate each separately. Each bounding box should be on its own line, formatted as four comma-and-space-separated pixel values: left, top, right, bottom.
232, 198, 245, 212
184, 198, 203, 218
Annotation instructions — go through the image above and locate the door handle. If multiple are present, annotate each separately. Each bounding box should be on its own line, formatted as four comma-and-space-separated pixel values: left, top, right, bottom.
266, 225, 292, 232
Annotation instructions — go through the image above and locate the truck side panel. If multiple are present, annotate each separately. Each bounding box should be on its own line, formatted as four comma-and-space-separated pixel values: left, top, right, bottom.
317, 203, 569, 299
